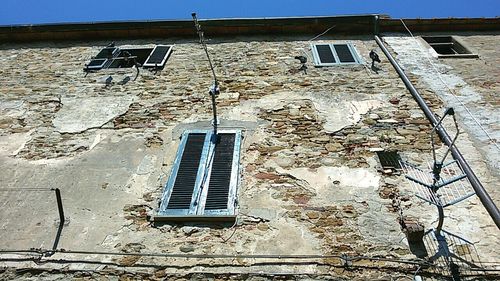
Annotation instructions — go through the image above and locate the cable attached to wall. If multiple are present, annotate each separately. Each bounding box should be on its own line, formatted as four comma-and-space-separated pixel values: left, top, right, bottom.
192, 13, 220, 143
298, 25, 337, 65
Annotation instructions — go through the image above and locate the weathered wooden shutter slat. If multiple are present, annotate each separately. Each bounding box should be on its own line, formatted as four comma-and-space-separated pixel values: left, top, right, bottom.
166, 133, 206, 209
205, 133, 235, 210
316, 44, 336, 64
334, 44, 356, 63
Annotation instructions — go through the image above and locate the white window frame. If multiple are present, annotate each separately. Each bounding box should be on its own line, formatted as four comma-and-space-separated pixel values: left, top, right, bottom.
143, 45, 174, 68
311, 42, 362, 66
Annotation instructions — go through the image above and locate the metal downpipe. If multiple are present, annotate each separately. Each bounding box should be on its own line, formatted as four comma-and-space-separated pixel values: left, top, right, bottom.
374, 35, 500, 229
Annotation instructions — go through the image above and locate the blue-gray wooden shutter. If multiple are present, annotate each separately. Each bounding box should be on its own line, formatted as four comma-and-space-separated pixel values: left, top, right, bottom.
158, 130, 241, 218
200, 131, 241, 216
205, 133, 235, 210
159, 132, 209, 215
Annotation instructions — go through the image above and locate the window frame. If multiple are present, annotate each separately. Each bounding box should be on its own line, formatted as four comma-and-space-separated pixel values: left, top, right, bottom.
421, 36, 478, 59
143, 45, 174, 68
156, 129, 242, 221
311, 42, 362, 66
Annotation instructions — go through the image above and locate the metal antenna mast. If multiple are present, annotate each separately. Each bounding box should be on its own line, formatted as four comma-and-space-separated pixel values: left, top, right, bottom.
192, 13, 219, 142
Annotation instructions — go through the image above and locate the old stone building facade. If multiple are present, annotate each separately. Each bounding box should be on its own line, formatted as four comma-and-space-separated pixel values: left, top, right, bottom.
0, 16, 498, 280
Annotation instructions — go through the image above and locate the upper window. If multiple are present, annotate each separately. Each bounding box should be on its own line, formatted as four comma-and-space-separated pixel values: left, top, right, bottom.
311, 43, 362, 66
84, 44, 173, 71
155, 130, 242, 222
422, 36, 478, 58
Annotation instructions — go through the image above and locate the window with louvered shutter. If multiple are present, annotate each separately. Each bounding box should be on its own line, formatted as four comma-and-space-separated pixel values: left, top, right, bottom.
311, 43, 362, 66
157, 130, 242, 222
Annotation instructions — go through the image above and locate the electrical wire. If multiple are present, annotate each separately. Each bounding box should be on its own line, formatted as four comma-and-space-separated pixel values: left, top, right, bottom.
3, 249, 500, 278
399, 19, 500, 151
0, 188, 53, 192
299, 25, 337, 63
414, 265, 422, 279
0, 248, 423, 264
308, 25, 337, 42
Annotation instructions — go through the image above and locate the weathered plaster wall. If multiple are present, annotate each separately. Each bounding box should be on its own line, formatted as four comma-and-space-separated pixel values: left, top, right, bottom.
0, 34, 498, 279
384, 35, 500, 176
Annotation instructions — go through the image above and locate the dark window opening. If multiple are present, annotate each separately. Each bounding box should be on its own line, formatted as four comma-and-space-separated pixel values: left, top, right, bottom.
422, 36, 478, 58
334, 44, 356, 63
377, 151, 402, 169
316, 44, 336, 64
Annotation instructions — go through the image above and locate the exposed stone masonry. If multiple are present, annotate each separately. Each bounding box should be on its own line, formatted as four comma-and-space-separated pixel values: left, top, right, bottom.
0, 34, 498, 280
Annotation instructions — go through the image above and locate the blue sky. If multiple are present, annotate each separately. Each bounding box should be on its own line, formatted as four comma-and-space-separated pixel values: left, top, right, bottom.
1, 0, 498, 26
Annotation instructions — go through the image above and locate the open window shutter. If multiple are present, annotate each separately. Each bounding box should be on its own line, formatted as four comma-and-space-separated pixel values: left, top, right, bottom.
163, 133, 206, 214
95, 47, 119, 59
86, 47, 118, 69
333, 44, 356, 63
86, 59, 107, 69
315, 44, 336, 64
143, 45, 173, 68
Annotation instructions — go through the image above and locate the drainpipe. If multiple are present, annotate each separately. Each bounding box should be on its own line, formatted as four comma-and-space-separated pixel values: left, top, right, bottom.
373, 15, 380, 36
374, 35, 500, 229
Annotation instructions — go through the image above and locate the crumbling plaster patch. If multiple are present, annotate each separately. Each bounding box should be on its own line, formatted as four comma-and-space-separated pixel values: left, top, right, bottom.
0, 100, 27, 119
221, 91, 384, 133
0, 131, 32, 156
274, 164, 403, 245
253, 218, 320, 255
53, 96, 137, 133
278, 166, 380, 193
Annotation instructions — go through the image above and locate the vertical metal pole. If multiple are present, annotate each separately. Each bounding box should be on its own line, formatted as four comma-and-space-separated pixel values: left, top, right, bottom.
210, 89, 218, 142
192, 13, 220, 142
48, 188, 66, 255
54, 188, 65, 225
